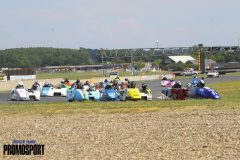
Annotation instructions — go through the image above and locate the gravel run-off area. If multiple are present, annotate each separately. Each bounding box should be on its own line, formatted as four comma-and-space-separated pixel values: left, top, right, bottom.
0, 108, 240, 160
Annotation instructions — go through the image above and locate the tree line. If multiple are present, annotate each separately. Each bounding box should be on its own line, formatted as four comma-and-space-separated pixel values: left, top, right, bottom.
0, 47, 239, 68
0, 47, 98, 68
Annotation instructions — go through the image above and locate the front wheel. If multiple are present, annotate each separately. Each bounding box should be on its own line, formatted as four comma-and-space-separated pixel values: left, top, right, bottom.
68, 97, 75, 102
142, 96, 147, 101
34, 98, 40, 101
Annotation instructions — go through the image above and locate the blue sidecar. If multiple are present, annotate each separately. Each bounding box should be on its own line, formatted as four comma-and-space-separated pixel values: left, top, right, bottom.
41, 86, 54, 97
195, 87, 220, 99
100, 88, 120, 101
88, 89, 100, 100
67, 88, 89, 102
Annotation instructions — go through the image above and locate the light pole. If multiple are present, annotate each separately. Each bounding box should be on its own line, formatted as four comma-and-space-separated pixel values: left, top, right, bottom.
156, 40, 159, 48
238, 38, 240, 51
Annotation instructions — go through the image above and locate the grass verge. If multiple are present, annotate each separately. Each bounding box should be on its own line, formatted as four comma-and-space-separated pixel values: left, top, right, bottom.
225, 71, 240, 76
36, 70, 169, 80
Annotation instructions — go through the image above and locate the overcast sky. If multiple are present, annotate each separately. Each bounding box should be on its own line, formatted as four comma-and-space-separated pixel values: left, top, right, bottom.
0, 0, 240, 49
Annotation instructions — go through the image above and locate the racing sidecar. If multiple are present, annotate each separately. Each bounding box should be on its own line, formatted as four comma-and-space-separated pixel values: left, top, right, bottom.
67, 88, 89, 102
52, 87, 67, 96
122, 88, 142, 101
188, 86, 220, 99
40, 86, 54, 97
28, 89, 40, 101
100, 88, 120, 101
162, 85, 220, 100
88, 90, 100, 100
140, 89, 153, 101
161, 88, 188, 100
11, 88, 30, 101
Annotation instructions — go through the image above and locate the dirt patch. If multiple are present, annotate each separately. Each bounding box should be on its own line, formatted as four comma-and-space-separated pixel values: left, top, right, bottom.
0, 109, 240, 159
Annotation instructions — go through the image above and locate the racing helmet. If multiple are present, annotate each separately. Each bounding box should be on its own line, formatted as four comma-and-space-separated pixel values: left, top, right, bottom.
120, 82, 126, 88
187, 83, 191, 87
71, 83, 76, 88
130, 81, 136, 88
90, 85, 96, 91
200, 79, 205, 84
113, 80, 118, 86
77, 82, 83, 89
176, 81, 182, 87
85, 80, 90, 86
18, 81, 23, 86
162, 75, 167, 80
105, 83, 112, 89
104, 79, 108, 83
99, 82, 103, 87
142, 83, 147, 90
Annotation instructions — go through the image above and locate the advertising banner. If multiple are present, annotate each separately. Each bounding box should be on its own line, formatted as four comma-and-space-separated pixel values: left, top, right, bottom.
9, 75, 36, 81
0, 75, 7, 82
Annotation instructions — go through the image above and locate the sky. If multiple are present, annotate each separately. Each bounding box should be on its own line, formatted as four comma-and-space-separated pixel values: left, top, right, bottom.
0, 0, 240, 50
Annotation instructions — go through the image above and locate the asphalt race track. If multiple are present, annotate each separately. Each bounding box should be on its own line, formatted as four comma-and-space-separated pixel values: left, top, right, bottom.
0, 75, 240, 103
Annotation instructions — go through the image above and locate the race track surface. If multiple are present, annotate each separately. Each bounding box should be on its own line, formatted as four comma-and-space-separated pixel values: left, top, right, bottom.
0, 75, 239, 103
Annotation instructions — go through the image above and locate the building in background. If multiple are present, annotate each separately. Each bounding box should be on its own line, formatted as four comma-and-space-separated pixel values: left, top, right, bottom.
186, 59, 217, 69
165, 56, 195, 64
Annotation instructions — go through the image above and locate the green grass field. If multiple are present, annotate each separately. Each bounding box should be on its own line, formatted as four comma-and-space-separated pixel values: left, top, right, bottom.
0, 80, 239, 116
225, 72, 240, 76
36, 70, 170, 80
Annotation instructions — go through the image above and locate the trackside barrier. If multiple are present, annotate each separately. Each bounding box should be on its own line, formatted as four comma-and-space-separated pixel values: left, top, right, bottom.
140, 75, 160, 81
10, 75, 36, 81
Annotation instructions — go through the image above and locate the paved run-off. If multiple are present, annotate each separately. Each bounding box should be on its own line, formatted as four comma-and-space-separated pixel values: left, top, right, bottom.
0, 108, 239, 159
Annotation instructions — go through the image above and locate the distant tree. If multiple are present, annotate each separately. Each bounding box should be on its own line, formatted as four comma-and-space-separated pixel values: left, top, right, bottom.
225, 53, 236, 62
135, 61, 145, 70
152, 59, 162, 68
79, 47, 91, 64
0, 47, 96, 68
